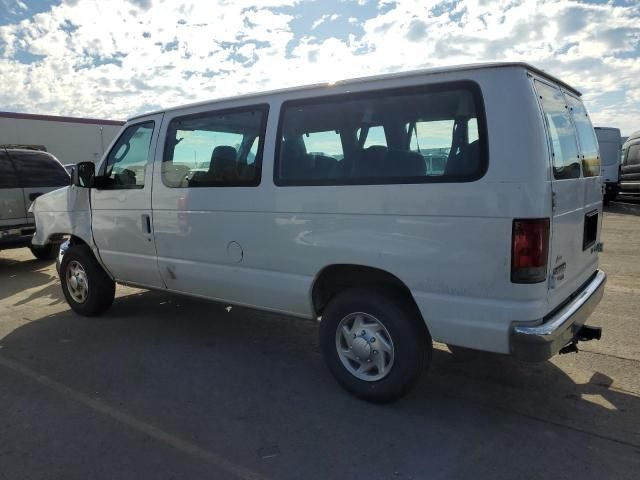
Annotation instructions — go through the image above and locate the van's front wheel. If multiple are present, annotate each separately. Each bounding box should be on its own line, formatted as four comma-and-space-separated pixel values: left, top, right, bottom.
60, 245, 115, 316
319, 288, 431, 402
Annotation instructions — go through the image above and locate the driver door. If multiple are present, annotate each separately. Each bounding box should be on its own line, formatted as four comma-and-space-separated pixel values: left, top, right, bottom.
91, 115, 165, 288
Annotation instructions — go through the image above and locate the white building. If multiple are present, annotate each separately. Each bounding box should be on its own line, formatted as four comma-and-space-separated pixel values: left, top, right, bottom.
0, 111, 124, 165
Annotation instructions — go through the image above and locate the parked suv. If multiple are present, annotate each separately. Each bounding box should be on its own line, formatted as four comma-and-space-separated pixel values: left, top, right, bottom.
32, 63, 606, 401
1, 148, 69, 260
620, 131, 640, 197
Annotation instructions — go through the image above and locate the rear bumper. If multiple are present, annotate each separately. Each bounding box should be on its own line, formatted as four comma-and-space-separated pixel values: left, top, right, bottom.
510, 270, 606, 362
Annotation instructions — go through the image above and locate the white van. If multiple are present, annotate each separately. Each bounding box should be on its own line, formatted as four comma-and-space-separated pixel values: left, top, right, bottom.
595, 127, 622, 202
32, 63, 606, 401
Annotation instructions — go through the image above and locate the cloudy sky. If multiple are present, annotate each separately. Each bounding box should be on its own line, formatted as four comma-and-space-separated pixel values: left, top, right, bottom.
0, 0, 638, 133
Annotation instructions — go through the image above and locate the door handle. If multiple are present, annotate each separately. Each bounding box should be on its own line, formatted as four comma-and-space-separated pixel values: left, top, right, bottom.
29, 192, 43, 201
142, 214, 152, 234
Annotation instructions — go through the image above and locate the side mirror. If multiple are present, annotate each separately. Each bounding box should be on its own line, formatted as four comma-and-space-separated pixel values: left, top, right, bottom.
72, 161, 95, 188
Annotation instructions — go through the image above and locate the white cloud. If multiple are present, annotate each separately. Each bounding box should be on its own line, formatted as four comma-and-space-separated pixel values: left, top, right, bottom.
311, 13, 341, 30
0, 0, 638, 134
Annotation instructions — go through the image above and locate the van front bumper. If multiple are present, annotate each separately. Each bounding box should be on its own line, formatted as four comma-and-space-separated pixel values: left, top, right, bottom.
510, 270, 606, 362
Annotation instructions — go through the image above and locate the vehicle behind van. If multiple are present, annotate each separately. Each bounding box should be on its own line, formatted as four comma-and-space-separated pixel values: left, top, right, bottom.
32, 63, 606, 401
1, 148, 69, 260
595, 127, 621, 202
620, 131, 640, 197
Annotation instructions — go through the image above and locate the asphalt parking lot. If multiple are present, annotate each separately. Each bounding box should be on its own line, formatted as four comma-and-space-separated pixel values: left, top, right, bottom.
1, 203, 639, 480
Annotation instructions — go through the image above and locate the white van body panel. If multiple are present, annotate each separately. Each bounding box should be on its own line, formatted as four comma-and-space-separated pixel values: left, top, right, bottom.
31, 186, 93, 247
149, 66, 552, 353
596, 127, 622, 184
530, 77, 603, 315
90, 113, 165, 288
32, 63, 603, 357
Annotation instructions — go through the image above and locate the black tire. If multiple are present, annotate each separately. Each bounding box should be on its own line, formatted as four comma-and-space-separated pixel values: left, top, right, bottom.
603, 193, 616, 205
319, 288, 431, 402
60, 244, 115, 316
29, 243, 57, 261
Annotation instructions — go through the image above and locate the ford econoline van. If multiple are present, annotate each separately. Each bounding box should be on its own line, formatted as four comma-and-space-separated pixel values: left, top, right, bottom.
31, 63, 606, 401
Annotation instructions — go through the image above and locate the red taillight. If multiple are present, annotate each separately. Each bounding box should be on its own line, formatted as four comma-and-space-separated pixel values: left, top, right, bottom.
511, 218, 550, 284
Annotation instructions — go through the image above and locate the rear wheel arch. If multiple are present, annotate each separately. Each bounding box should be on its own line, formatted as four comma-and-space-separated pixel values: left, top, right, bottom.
310, 264, 427, 329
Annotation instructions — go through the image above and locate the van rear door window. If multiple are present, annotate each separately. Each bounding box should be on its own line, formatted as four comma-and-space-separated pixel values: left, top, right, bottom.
566, 95, 600, 177
535, 80, 581, 180
275, 82, 487, 186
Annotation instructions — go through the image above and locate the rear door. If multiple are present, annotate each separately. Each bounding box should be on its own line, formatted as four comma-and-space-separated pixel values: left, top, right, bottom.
0, 149, 27, 229
534, 80, 602, 309
9, 150, 70, 223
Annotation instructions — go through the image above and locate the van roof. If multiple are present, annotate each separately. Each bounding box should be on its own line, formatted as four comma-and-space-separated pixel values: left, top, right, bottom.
128, 62, 581, 122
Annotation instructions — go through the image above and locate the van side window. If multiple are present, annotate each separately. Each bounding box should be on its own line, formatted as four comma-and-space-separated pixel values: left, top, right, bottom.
0, 150, 19, 189
9, 151, 70, 188
535, 80, 581, 180
566, 95, 600, 177
162, 105, 268, 188
360, 126, 387, 149
103, 122, 155, 189
409, 120, 454, 175
275, 82, 486, 185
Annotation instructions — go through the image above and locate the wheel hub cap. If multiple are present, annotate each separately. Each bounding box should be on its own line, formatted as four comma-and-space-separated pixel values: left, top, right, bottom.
335, 312, 395, 382
351, 336, 372, 360
66, 260, 89, 304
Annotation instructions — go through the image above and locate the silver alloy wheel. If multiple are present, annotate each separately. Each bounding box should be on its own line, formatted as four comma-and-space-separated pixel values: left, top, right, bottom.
335, 312, 395, 382
66, 260, 89, 304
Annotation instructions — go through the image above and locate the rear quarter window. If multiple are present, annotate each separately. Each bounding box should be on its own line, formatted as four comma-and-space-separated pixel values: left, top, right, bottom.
9, 151, 70, 188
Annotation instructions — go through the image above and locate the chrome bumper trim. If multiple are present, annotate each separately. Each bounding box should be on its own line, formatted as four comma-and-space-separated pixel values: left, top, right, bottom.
511, 270, 606, 362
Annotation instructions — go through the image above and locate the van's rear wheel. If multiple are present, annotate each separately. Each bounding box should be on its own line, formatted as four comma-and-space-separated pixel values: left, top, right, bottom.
60, 245, 115, 316
319, 288, 431, 402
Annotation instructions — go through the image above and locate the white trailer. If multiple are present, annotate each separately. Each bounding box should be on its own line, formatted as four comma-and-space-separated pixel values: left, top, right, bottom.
0, 112, 124, 166
595, 126, 622, 202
